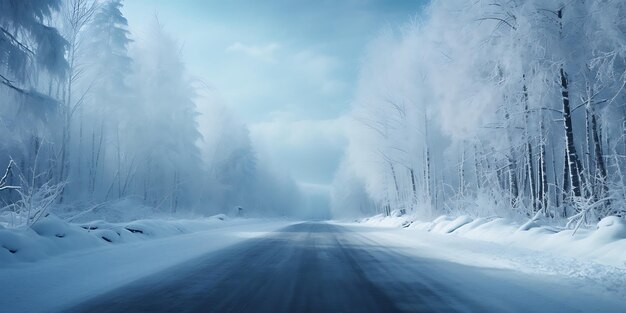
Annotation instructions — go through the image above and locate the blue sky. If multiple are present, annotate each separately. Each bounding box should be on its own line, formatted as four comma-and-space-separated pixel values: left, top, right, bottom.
123, 0, 424, 190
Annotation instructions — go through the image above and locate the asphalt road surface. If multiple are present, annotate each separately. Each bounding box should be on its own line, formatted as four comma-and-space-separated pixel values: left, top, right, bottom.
66, 222, 621, 313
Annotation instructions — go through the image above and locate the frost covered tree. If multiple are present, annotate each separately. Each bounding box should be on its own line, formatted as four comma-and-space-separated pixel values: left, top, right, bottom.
1, 1, 303, 221
336, 0, 626, 225
0, 0, 67, 96
56, 0, 97, 200
79, 0, 134, 200
0, 0, 68, 208
131, 19, 203, 211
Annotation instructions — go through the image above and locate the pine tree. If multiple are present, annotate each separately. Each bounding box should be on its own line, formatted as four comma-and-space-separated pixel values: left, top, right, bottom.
0, 0, 67, 96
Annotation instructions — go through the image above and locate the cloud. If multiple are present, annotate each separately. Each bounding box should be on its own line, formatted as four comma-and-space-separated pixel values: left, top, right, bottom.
291, 50, 341, 80
278, 49, 346, 97
226, 42, 280, 61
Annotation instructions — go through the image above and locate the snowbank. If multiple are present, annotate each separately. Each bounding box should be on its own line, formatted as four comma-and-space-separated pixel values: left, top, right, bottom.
0, 218, 294, 313
358, 212, 626, 268
0, 213, 232, 264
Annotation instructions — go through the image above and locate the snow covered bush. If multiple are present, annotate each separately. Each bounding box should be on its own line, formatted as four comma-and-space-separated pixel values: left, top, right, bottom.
1, 159, 65, 229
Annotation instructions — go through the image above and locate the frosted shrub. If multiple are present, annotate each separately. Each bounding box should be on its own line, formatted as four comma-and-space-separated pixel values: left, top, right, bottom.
0, 160, 65, 229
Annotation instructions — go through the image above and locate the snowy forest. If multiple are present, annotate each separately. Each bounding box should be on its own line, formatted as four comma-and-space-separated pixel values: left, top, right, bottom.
2, 0, 626, 229
0, 0, 301, 226
2, 2, 626, 312
332, 0, 626, 227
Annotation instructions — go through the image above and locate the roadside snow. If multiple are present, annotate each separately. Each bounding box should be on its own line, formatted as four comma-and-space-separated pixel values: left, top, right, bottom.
337, 222, 626, 312
341, 213, 626, 300
0, 213, 234, 264
0, 218, 295, 313
357, 213, 626, 269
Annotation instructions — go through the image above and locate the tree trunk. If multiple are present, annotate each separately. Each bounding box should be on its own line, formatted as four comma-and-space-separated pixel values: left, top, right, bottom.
409, 167, 417, 204
474, 144, 483, 190
503, 104, 519, 206
585, 106, 594, 187
389, 162, 400, 206
523, 82, 536, 211
591, 111, 608, 206
424, 113, 432, 204
560, 68, 584, 199
459, 143, 466, 196
550, 137, 560, 209
538, 118, 548, 215
563, 148, 570, 205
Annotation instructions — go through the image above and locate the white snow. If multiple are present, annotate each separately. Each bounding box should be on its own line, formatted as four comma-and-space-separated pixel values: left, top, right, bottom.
356, 213, 626, 269
0, 213, 234, 264
337, 222, 626, 312
0, 217, 295, 313
342, 212, 626, 307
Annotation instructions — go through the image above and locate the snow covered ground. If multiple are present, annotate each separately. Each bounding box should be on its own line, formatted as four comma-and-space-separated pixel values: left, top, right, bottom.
0, 213, 235, 264
356, 213, 626, 268
339, 213, 626, 300
0, 217, 296, 313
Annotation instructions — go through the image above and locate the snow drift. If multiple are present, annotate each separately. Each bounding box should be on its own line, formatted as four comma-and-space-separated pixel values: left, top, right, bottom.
358, 212, 626, 268
0, 213, 231, 264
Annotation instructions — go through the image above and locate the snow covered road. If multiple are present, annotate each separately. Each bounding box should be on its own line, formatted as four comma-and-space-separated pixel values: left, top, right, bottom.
64, 222, 625, 313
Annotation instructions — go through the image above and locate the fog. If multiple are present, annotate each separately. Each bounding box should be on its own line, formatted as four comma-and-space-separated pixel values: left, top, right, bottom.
2, 0, 625, 223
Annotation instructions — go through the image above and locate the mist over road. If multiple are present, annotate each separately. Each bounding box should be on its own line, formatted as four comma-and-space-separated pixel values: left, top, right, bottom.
67, 222, 622, 313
